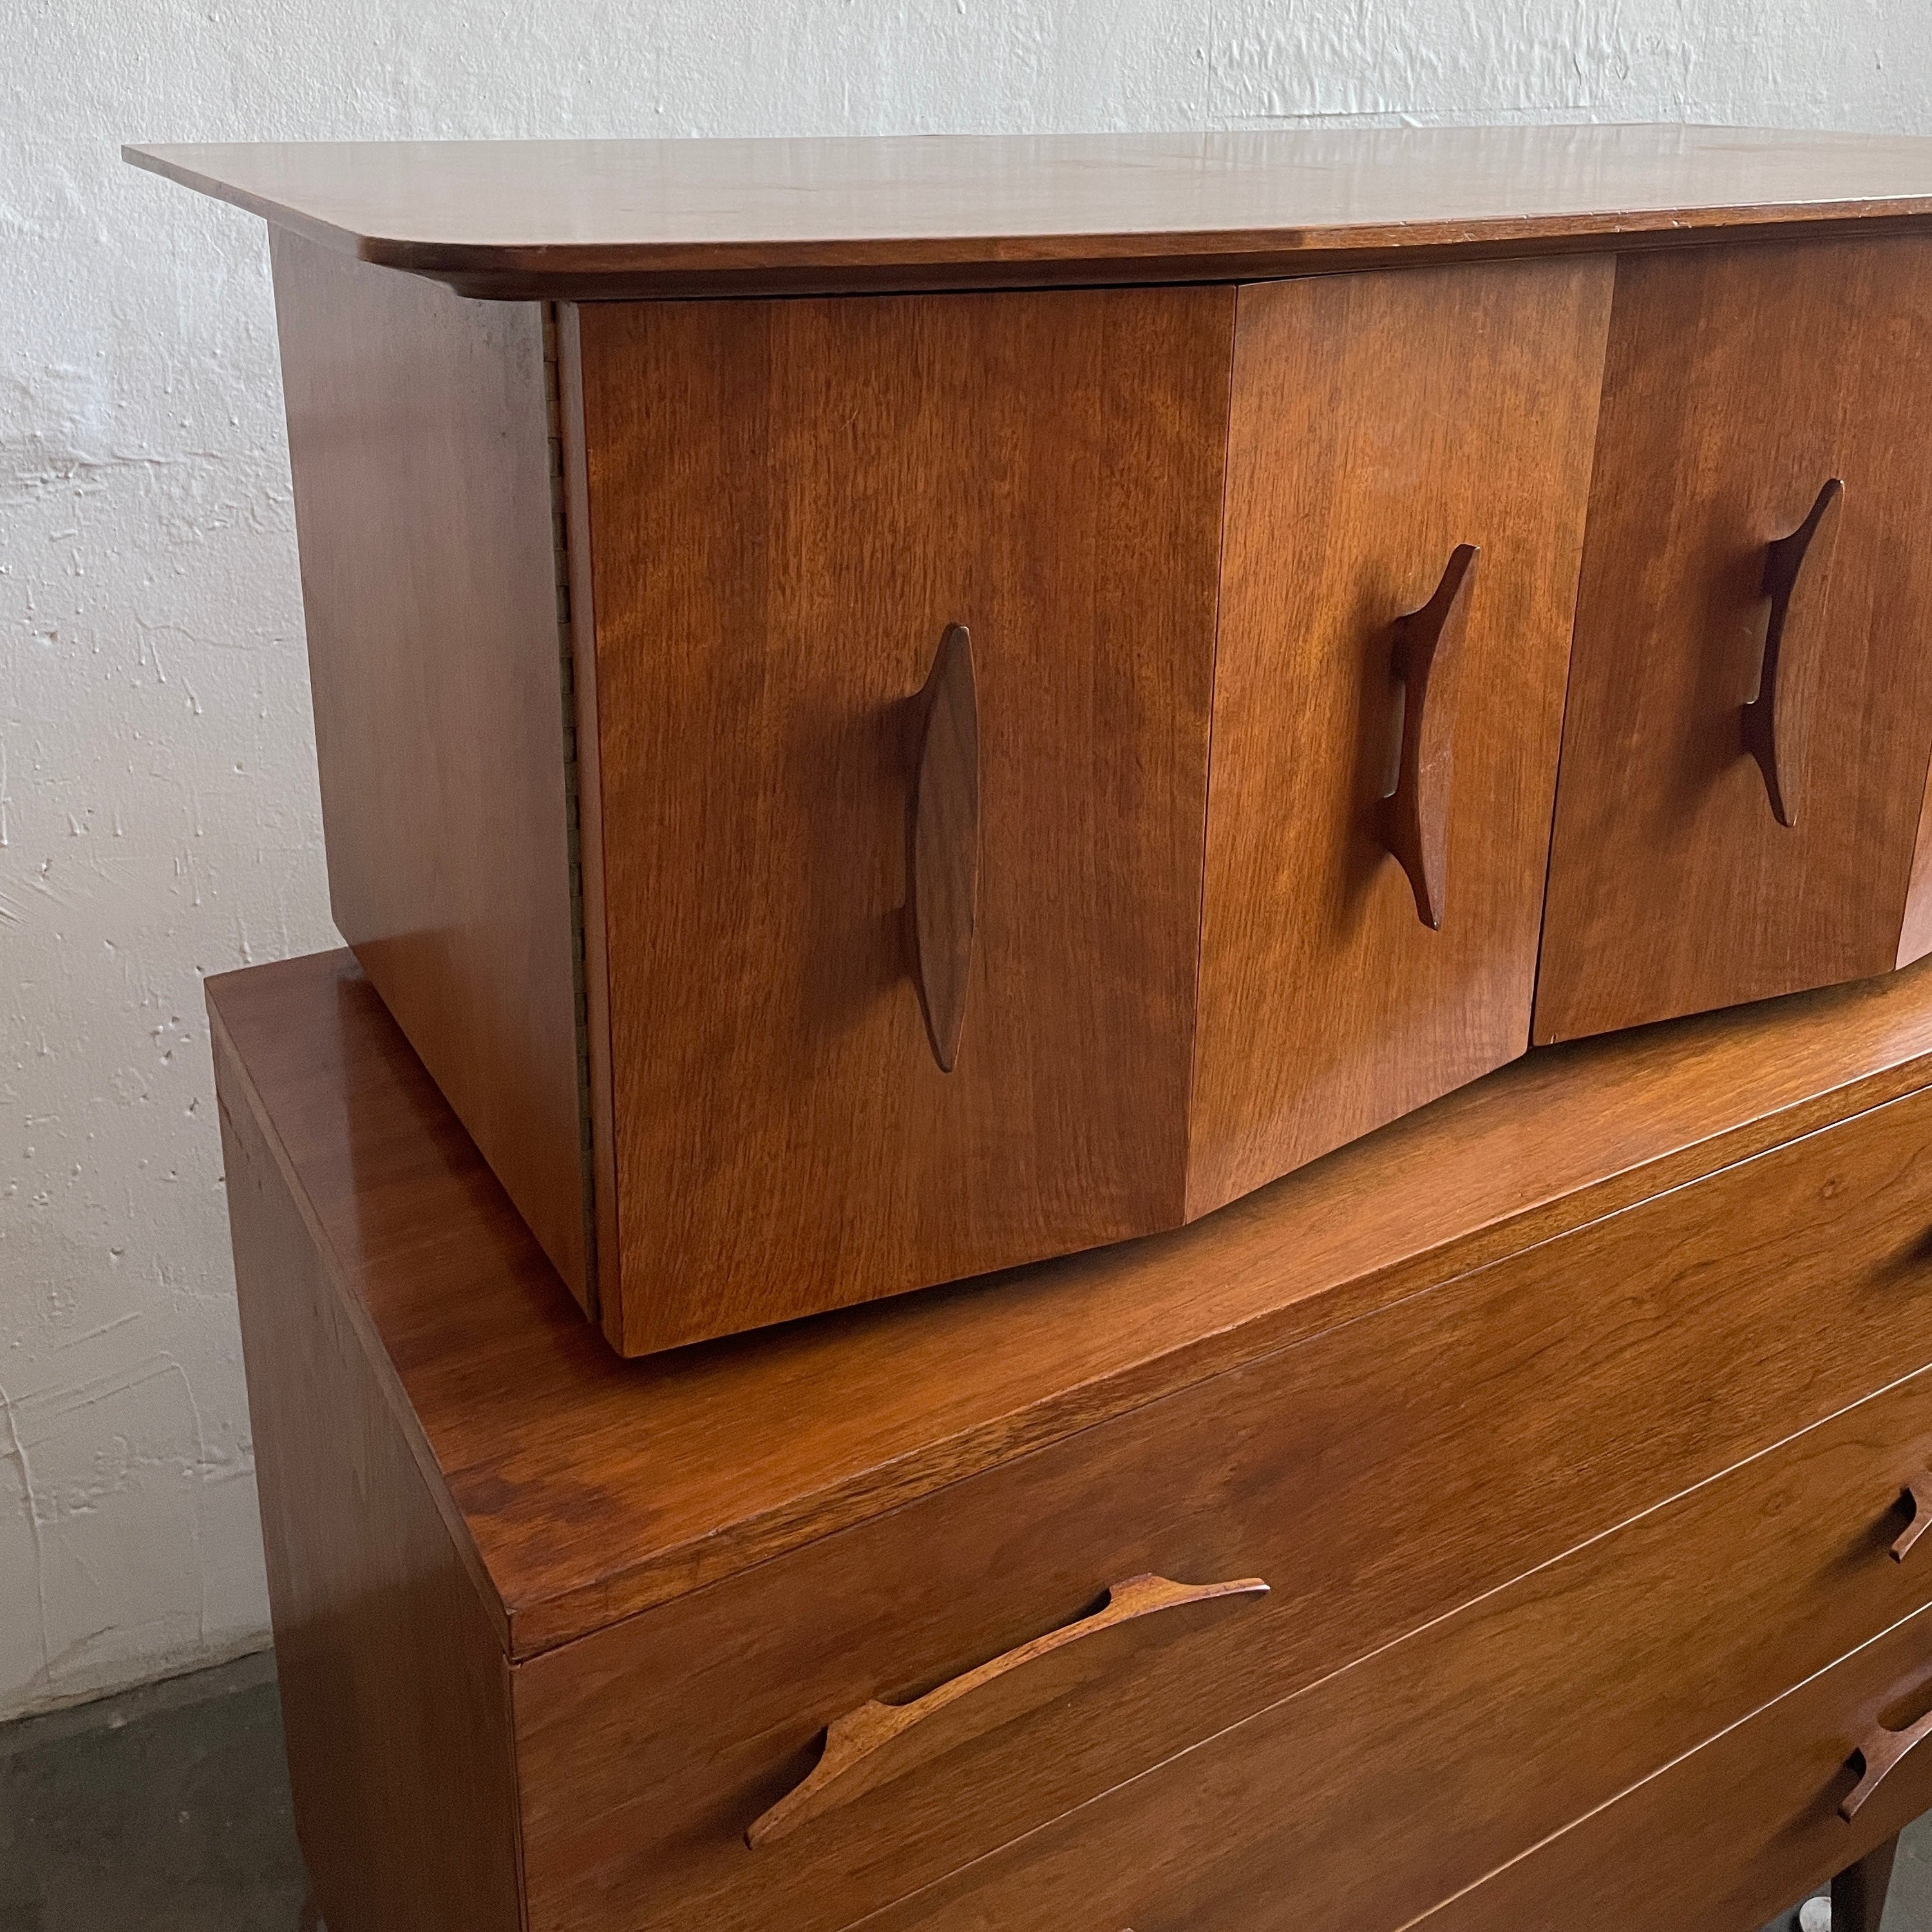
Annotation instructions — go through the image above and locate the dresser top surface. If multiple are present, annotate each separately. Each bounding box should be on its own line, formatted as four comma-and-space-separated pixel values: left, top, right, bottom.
209, 948, 1932, 1659
126, 124, 1932, 298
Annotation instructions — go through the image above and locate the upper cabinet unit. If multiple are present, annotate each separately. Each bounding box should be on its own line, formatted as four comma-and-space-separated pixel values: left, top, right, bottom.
1535, 236, 1932, 1042
131, 127, 1932, 1352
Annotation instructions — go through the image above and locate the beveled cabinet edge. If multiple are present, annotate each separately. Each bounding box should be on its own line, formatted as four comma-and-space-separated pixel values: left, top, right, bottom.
555, 305, 624, 1341
123, 137, 1932, 301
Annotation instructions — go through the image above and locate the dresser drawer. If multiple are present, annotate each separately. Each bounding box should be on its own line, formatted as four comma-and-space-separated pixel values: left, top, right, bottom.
857, 1365, 1932, 1932
511, 1084, 1932, 1932
1415, 1595, 1932, 1931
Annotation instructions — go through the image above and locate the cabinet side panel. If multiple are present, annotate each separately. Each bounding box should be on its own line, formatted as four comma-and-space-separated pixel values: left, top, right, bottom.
213, 1009, 524, 1932
269, 228, 590, 1305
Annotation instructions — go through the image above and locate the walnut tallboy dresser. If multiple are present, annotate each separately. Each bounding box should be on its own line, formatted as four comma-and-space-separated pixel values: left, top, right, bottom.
145, 124, 1932, 1931
135, 126, 1932, 1352
218, 945, 1932, 1932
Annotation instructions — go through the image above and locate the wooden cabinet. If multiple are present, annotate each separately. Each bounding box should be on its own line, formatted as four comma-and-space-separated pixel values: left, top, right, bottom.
139, 131, 1932, 1356
1188, 257, 1609, 1213
209, 945, 1932, 1932
261, 224, 1616, 1352
1537, 234, 1932, 1041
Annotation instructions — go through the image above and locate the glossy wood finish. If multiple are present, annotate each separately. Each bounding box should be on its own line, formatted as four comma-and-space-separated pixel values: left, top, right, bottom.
567, 287, 1231, 1352
512, 1075, 1932, 1932
1415, 1606, 1932, 1932
1188, 256, 1610, 1216
213, 946, 1932, 1932
126, 126, 1932, 300
205, 948, 1932, 1660
853, 1367, 1932, 1932
217, 1028, 521, 1932
1537, 234, 1932, 1042
268, 229, 591, 1307
745, 1574, 1267, 1850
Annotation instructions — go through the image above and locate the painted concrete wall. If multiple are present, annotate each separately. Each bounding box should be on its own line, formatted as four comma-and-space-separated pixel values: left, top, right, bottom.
5, 0, 1931, 1722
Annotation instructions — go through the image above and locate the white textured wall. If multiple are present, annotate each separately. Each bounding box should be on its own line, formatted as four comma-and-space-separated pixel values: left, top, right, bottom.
4, 0, 1931, 1724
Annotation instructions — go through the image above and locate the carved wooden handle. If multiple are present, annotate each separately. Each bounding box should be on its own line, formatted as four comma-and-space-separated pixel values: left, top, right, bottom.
906, 623, 980, 1072
745, 1572, 1267, 1849
1378, 545, 1478, 930
1893, 1476, 1932, 1562
1842, 1701, 1932, 1821
1741, 477, 1844, 828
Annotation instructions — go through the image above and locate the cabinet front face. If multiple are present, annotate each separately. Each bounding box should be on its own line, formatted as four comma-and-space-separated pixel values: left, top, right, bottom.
569, 289, 1234, 1352
1535, 235, 1932, 1043
1187, 258, 1613, 1216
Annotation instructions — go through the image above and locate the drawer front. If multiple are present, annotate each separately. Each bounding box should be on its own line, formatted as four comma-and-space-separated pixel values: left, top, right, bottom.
570, 287, 1233, 1352
858, 1367, 1932, 1932
1537, 234, 1932, 1044
513, 1084, 1932, 1932
1414, 1597, 1932, 1932
1189, 254, 1612, 1215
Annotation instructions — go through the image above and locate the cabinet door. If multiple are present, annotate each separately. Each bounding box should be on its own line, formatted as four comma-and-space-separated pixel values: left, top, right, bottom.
1535, 236, 1932, 1043
1186, 260, 1613, 1217
567, 289, 1233, 1354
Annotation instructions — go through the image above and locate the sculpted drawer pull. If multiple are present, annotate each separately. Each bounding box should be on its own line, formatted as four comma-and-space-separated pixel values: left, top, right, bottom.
1841, 1701, 1932, 1821
1893, 1476, 1932, 1562
1378, 544, 1477, 931
906, 622, 980, 1072
744, 1571, 1268, 1849
1741, 477, 1843, 828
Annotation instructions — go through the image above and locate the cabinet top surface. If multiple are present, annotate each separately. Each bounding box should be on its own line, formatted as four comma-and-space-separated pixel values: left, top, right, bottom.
126, 124, 1932, 298
211, 949, 1932, 1659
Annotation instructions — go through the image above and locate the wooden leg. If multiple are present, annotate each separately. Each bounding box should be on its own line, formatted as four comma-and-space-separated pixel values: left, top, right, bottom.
1831, 1833, 1900, 1932
298, 1892, 325, 1932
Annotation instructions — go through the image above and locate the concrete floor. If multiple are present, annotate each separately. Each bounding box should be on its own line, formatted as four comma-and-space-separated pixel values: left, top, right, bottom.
5, 1654, 1932, 1931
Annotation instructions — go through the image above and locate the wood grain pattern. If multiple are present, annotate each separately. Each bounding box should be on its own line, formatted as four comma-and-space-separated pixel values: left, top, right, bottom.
854, 1367, 1932, 1932
267, 229, 589, 1305
1188, 256, 1611, 1217
1414, 1605, 1932, 1932
125, 126, 1932, 300
907, 622, 980, 1072
1537, 235, 1932, 1042
214, 1006, 522, 1932
512, 1070, 1932, 1932
568, 287, 1231, 1352
745, 1575, 1267, 1850
204, 947, 1932, 1660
